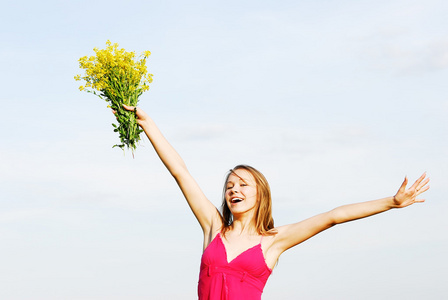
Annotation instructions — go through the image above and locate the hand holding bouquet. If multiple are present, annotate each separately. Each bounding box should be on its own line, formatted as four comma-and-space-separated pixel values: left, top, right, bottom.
75, 40, 153, 154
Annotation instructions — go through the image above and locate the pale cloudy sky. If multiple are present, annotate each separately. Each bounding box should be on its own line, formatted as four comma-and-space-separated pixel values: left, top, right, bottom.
1, 0, 447, 299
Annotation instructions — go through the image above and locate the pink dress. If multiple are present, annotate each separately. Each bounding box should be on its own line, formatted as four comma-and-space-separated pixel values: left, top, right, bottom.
198, 233, 272, 300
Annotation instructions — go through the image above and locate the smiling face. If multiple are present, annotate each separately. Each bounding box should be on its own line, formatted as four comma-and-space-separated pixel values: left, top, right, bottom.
221, 165, 275, 235
225, 169, 258, 217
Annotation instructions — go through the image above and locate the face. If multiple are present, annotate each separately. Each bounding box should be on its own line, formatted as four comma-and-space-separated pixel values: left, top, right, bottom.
225, 169, 258, 216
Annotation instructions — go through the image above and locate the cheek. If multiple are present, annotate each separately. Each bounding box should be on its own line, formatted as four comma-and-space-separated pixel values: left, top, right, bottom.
246, 188, 257, 199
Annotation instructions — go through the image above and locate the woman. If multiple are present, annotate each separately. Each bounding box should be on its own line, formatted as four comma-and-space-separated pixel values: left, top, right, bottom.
122, 105, 430, 300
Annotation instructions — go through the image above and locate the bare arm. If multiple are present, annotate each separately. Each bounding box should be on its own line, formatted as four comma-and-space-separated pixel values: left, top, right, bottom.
272, 173, 430, 254
123, 105, 222, 233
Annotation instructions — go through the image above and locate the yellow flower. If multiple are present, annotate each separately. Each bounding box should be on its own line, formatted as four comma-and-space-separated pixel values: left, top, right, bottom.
76, 41, 152, 111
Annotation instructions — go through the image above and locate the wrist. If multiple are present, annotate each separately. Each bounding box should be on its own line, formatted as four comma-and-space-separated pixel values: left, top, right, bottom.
389, 196, 399, 209
140, 118, 151, 129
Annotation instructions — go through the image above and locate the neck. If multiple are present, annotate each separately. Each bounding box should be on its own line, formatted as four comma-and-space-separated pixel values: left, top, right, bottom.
231, 213, 257, 235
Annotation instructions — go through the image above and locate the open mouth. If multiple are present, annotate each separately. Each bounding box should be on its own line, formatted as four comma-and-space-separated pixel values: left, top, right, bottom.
231, 198, 243, 204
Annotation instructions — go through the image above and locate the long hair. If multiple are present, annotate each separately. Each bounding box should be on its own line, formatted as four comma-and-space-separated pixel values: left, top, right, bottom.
221, 165, 277, 236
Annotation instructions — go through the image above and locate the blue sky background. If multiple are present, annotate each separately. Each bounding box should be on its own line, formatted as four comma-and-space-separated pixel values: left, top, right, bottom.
1, 0, 447, 299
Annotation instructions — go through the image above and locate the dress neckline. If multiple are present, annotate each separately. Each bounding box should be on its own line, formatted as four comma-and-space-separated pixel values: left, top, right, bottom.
217, 233, 271, 272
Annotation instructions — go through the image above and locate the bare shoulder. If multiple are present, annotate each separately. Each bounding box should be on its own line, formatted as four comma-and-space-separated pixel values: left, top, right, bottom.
262, 225, 295, 254
261, 229, 286, 269
271, 213, 335, 253
202, 213, 224, 251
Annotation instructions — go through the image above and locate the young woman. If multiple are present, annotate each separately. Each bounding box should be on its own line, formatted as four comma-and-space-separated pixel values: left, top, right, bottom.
122, 105, 430, 300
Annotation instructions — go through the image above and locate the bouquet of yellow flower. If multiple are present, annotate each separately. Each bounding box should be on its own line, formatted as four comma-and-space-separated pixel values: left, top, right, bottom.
75, 40, 153, 153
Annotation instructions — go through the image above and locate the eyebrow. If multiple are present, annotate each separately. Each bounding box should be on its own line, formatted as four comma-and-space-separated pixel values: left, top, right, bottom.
227, 170, 248, 184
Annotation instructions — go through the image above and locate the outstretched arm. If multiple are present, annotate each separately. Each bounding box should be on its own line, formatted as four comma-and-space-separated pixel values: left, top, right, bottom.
123, 105, 222, 234
272, 173, 430, 254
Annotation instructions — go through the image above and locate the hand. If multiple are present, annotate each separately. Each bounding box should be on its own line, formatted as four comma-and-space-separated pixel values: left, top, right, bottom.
122, 104, 149, 126
392, 173, 430, 208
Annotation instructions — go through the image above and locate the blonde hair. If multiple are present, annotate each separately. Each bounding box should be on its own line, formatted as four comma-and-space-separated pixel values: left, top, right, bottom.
220, 165, 277, 236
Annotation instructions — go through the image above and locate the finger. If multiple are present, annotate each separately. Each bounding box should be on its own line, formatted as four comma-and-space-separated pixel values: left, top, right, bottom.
111, 109, 118, 121
416, 185, 430, 196
416, 178, 430, 191
398, 176, 408, 193
414, 198, 426, 203
410, 172, 427, 190
122, 104, 135, 111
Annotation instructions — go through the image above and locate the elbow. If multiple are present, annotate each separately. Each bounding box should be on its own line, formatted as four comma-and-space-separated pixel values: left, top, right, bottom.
314, 211, 338, 230
327, 208, 344, 226
170, 164, 190, 181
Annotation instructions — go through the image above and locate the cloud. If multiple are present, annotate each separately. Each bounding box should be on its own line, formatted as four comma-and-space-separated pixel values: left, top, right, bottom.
363, 38, 448, 74
173, 123, 229, 141
343, 0, 448, 74
428, 40, 448, 69
0, 208, 51, 223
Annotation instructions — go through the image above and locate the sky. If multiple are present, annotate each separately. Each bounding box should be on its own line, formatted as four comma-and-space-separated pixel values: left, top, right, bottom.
1, 0, 447, 299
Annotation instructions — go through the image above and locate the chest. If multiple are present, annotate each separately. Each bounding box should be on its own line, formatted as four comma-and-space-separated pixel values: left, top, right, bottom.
221, 235, 262, 262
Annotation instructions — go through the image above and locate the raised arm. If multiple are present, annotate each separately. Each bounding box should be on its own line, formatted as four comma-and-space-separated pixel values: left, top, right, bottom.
123, 105, 222, 233
272, 173, 430, 254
